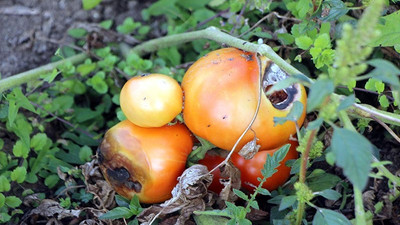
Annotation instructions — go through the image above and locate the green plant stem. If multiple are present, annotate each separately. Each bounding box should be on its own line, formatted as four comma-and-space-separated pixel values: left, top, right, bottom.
0, 53, 87, 93
295, 129, 316, 225
338, 111, 367, 225
1, 26, 399, 129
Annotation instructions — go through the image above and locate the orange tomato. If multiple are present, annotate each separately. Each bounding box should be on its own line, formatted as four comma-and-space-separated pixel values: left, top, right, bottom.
98, 120, 193, 203
182, 48, 307, 151
120, 73, 183, 127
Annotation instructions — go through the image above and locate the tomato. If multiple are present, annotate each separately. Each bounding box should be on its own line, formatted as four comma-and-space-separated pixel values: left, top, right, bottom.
120, 73, 183, 128
231, 141, 299, 192
197, 150, 227, 193
182, 48, 307, 151
98, 120, 193, 203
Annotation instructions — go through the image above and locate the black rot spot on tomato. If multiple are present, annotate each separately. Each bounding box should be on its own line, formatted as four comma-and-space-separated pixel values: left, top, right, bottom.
207, 124, 211, 127
222, 115, 227, 120
228, 58, 234, 61
141, 73, 150, 77
107, 167, 130, 183
241, 54, 253, 61
126, 180, 142, 192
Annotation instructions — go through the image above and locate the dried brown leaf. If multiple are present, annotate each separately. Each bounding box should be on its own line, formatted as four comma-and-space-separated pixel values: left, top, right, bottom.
239, 135, 260, 160
138, 165, 213, 225
246, 208, 269, 221
28, 199, 81, 220
219, 162, 241, 202
81, 160, 116, 209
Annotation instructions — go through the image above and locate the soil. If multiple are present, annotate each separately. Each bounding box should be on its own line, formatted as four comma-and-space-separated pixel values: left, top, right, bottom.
0, 0, 152, 78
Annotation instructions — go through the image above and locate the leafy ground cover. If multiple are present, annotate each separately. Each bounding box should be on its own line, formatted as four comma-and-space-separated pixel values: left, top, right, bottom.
0, 0, 399, 224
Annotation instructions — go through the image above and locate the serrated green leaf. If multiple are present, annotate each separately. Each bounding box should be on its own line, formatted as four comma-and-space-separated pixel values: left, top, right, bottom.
313, 208, 351, 225
99, 20, 113, 29
316, 189, 341, 201
279, 195, 297, 211
0, 176, 10, 192
332, 128, 372, 190
99, 207, 134, 219
31, 133, 50, 152
193, 214, 230, 225
77, 63, 96, 76
321, 0, 349, 22
277, 33, 295, 45
261, 144, 290, 178
82, 0, 103, 10
295, 36, 313, 50
117, 18, 141, 34
233, 189, 249, 201
13, 140, 30, 158
370, 11, 400, 47
11, 167, 27, 183
314, 33, 331, 49
5, 196, 22, 208
307, 78, 335, 112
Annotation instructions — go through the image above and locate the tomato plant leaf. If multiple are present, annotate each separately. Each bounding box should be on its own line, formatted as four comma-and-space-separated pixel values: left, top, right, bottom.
261, 144, 290, 179
370, 11, 400, 47
274, 101, 304, 125
336, 94, 356, 112
307, 169, 341, 192
307, 78, 335, 112
331, 128, 372, 190
279, 195, 297, 211
321, 0, 349, 22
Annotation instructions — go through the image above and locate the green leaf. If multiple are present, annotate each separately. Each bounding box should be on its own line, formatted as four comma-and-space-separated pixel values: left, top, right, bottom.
313, 209, 351, 225
77, 62, 96, 76
378, 95, 389, 108
307, 78, 335, 112
367, 59, 400, 88
314, 33, 331, 49
279, 195, 297, 211
0, 175, 10, 192
295, 36, 313, 50
13, 140, 30, 158
99, 207, 134, 219
5, 196, 22, 208
331, 128, 372, 190
274, 101, 304, 125
370, 11, 400, 47
336, 94, 356, 112
86, 71, 108, 94
0, 193, 5, 208
157, 47, 181, 66
278, 33, 295, 45
117, 18, 141, 34
44, 174, 60, 188
82, 0, 102, 10
11, 167, 27, 183
321, 0, 349, 22
193, 214, 230, 225
307, 169, 341, 192
233, 189, 249, 201
99, 20, 113, 29
316, 189, 341, 201
79, 145, 93, 162
115, 195, 130, 207
0, 212, 11, 223
261, 144, 290, 178
67, 28, 87, 38
31, 133, 50, 152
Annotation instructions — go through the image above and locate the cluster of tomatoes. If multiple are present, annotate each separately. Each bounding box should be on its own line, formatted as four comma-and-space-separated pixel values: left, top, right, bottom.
98, 48, 307, 204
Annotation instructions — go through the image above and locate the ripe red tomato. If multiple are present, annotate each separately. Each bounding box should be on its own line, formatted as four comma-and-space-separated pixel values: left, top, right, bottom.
120, 73, 183, 128
199, 141, 298, 194
98, 120, 193, 203
182, 48, 307, 151
197, 150, 227, 193
231, 141, 299, 192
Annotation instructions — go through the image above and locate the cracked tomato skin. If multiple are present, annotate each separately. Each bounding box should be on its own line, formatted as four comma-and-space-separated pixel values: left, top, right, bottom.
182, 48, 307, 151
98, 120, 193, 203
120, 73, 183, 128
231, 141, 299, 192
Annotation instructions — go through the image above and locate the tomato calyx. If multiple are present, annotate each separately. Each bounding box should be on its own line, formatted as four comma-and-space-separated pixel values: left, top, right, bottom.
262, 62, 298, 110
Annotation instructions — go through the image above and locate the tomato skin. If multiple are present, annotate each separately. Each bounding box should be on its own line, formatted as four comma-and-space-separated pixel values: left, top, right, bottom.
182, 48, 307, 151
231, 141, 299, 192
120, 73, 183, 128
198, 151, 226, 193
98, 120, 193, 203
